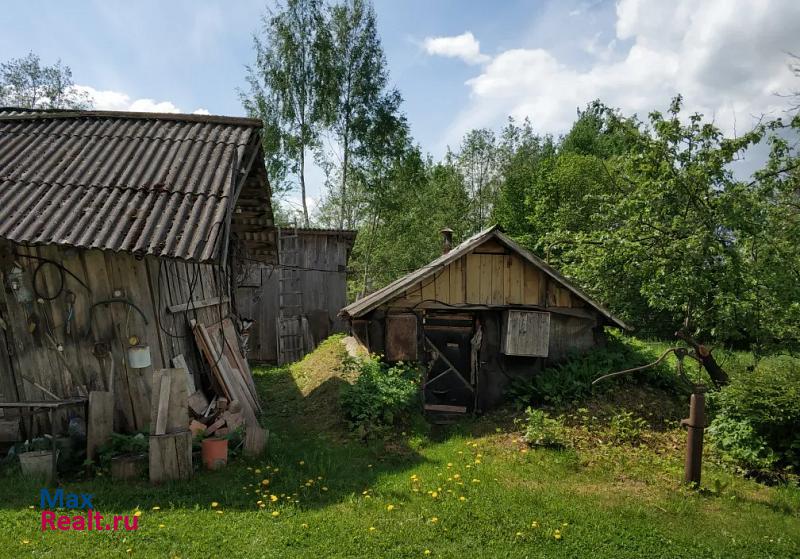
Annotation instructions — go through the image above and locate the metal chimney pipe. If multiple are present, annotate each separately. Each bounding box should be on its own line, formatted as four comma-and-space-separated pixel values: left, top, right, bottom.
440, 228, 453, 255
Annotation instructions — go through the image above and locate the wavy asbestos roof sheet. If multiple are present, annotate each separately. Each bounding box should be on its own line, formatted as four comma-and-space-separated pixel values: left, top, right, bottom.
0, 108, 264, 262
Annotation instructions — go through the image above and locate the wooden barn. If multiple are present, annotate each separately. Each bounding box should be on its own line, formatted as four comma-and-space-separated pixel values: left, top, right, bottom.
340, 226, 628, 414
236, 227, 356, 364
0, 108, 275, 444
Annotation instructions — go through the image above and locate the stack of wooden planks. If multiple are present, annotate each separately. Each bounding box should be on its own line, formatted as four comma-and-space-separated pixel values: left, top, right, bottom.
148, 368, 192, 483
190, 319, 266, 455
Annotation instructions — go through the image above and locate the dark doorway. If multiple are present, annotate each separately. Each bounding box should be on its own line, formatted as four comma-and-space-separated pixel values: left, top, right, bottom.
422, 313, 475, 413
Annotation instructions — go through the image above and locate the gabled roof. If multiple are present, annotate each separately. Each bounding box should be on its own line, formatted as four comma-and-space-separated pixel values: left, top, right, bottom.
341, 225, 629, 329
0, 108, 270, 262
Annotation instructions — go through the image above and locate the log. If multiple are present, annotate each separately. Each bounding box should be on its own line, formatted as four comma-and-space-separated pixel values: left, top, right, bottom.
111, 453, 147, 481
86, 391, 114, 461
149, 369, 189, 435
149, 431, 192, 483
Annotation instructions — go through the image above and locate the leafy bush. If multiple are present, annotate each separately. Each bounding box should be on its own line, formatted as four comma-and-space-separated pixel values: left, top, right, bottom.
96, 433, 148, 468
708, 355, 800, 472
522, 408, 570, 448
340, 355, 421, 438
607, 411, 648, 445
507, 335, 678, 408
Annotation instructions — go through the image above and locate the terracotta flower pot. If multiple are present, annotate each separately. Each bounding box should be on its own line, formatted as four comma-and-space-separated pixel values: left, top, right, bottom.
201, 437, 228, 470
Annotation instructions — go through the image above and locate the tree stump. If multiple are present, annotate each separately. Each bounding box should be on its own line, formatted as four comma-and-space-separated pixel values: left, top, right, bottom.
149, 431, 192, 483
111, 453, 147, 481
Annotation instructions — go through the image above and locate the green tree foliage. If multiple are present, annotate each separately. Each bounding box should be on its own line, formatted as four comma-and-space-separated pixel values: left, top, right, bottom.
243, 0, 331, 225
0, 52, 90, 109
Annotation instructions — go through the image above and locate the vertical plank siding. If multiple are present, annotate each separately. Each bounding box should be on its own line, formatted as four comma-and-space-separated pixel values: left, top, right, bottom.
388, 249, 578, 310
235, 231, 354, 362
0, 242, 226, 433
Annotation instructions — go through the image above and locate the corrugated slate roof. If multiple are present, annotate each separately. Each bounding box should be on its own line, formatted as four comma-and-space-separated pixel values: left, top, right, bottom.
0, 108, 266, 262
341, 225, 629, 329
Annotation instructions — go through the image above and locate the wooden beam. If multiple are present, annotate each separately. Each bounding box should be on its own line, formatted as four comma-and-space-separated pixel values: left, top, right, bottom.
167, 296, 230, 314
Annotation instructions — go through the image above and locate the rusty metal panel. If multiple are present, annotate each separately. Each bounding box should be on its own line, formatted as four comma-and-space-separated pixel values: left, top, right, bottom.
0, 109, 269, 263
385, 313, 418, 361
502, 310, 550, 357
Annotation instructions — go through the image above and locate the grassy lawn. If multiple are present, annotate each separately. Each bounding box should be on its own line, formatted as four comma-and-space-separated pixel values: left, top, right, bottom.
1, 338, 798, 558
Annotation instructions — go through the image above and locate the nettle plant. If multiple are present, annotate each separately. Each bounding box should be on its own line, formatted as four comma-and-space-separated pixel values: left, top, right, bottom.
340, 354, 421, 438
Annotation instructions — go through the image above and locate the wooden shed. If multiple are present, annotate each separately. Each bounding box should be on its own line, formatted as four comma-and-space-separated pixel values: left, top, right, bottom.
340, 226, 628, 413
0, 108, 275, 439
236, 227, 356, 363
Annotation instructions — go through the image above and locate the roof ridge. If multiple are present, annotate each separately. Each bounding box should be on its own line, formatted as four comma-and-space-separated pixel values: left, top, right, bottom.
0, 107, 262, 128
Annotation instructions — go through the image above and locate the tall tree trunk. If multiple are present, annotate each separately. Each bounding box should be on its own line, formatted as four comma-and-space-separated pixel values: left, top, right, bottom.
339, 130, 349, 230
300, 147, 310, 226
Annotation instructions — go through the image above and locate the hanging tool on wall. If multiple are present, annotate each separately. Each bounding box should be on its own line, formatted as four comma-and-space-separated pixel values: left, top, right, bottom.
592, 344, 712, 486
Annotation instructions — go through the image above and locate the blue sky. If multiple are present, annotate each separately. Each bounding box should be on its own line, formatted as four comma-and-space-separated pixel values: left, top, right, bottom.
2, 0, 799, 211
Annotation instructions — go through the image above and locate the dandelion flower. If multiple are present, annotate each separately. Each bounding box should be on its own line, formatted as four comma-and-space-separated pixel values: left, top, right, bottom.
431, 491, 438, 498
515, 532, 524, 538
22, 540, 30, 545
254, 469, 262, 474
211, 502, 219, 508
453, 474, 460, 479
28, 506, 34, 510
369, 526, 376, 532
133, 510, 142, 517
562, 522, 569, 527
302, 523, 309, 528
554, 530, 562, 540
272, 511, 280, 517
322, 486, 328, 491
387, 504, 395, 511
152, 506, 161, 511
531, 521, 539, 529
424, 550, 431, 556
261, 479, 270, 486
299, 460, 305, 465
127, 548, 132, 554
459, 496, 466, 502
270, 495, 278, 502
471, 479, 480, 483
216, 510, 224, 515
159, 524, 166, 529
430, 517, 438, 523
447, 463, 453, 468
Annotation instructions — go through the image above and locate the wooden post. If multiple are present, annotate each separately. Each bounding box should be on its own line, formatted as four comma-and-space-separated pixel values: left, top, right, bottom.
86, 391, 114, 461
683, 392, 705, 485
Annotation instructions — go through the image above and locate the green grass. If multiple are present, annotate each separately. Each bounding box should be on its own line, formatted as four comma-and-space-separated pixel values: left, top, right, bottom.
0, 336, 798, 558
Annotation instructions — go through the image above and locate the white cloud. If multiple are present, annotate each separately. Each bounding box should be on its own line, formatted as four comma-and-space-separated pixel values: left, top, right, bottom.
75, 85, 208, 115
443, 0, 800, 145
423, 31, 490, 65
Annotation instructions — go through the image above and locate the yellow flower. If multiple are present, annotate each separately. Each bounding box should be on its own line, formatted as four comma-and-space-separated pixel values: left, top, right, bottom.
22, 540, 30, 545
271, 511, 280, 517
474, 459, 481, 464
387, 504, 395, 511
270, 495, 278, 502
261, 479, 270, 486
299, 460, 305, 465
127, 549, 132, 554
471, 479, 480, 483
531, 521, 539, 529
322, 486, 328, 491
430, 517, 438, 523
133, 510, 142, 517
369, 526, 376, 532
301, 523, 309, 528
447, 462, 453, 468
515, 532, 524, 538
152, 506, 161, 511
554, 530, 562, 540
216, 510, 224, 515
431, 491, 438, 498
28, 506, 34, 510
159, 524, 166, 529
367, 464, 373, 468
424, 550, 431, 556
255, 469, 262, 474
211, 502, 219, 508
459, 496, 466, 502
273, 468, 280, 473
452, 474, 460, 479
259, 504, 266, 509
562, 522, 569, 527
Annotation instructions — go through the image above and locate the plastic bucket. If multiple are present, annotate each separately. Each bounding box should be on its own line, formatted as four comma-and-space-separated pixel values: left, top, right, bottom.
19, 450, 57, 481
201, 438, 228, 470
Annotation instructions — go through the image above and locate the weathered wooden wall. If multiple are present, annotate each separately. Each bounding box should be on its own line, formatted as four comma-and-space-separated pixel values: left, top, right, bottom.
0, 242, 228, 435
236, 230, 353, 362
387, 239, 583, 310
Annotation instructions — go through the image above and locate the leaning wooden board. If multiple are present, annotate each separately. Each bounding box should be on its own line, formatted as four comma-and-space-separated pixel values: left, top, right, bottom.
205, 320, 261, 413
190, 320, 266, 455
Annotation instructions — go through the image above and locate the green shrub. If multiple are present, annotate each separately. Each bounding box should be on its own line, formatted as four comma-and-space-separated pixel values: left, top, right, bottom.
522, 408, 570, 448
507, 335, 678, 408
708, 355, 800, 472
340, 355, 421, 438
